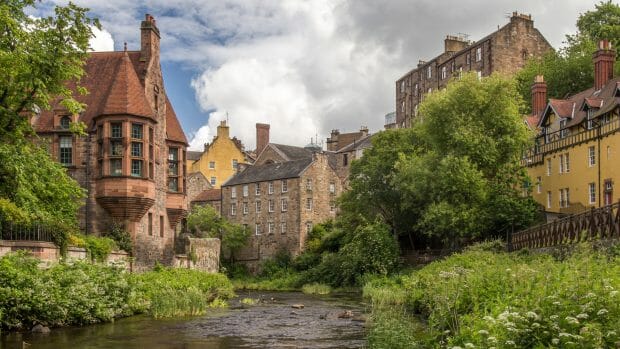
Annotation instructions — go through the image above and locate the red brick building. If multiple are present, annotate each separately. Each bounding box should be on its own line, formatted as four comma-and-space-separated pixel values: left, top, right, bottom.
31, 15, 188, 269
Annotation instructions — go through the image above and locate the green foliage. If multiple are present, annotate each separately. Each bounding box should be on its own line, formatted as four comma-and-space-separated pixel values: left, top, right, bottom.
367, 306, 421, 349
104, 222, 132, 253
363, 245, 620, 348
301, 283, 332, 295
186, 205, 250, 263
574, 1, 620, 50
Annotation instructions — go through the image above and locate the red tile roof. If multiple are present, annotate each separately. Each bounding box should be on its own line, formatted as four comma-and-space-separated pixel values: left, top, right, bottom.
165, 97, 188, 144
192, 189, 221, 202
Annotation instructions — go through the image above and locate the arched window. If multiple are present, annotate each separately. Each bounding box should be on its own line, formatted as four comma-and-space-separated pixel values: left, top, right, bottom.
60, 116, 71, 129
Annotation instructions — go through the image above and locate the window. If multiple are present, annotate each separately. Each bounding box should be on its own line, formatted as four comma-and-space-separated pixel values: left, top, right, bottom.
280, 222, 287, 234
588, 146, 596, 166
427, 87, 432, 94
559, 119, 568, 138
546, 158, 552, 176
559, 154, 564, 173
131, 142, 143, 157
547, 191, 552, 208
589, 182, 596, 204
243, 202, 248, 214
306, 222, 313, 234
160, 215, 164, 237
231, 187, 237, 198
559, 188, 570, 208
255, 183, 261, 195
60, 116, 71, 129
329, 182, 335, 194
281, 199, 288, 212
255, 223, 261, 235
243, 185, 249, 197
451, 60, 455, 72
209, 161, 215, 169
441, 66, 447, 80
59, 136, 72, 165
268, 199, 275, 212
401, 101, 405, 112
343, 153, 349, 166
210, 177, 216, 185
306, 198, 313, 211
414, 104, 418, 116
232, 159, 238, 170
268, 222, 275, 234
330, 201, 336, 212
281, 180, 288, 193
400, 81, 405, 92
564, 153, 570, 172
414, 83, 418, 96
268, 181, 274, 194
148, 213, 153, 236
466, 53, 471, 65
306, 179, 312, 191
131, 123, 143, 139
536, 176, 542, 194
587, 109, 595, 129
111, 123, 122, 138
426, 66, 432, 79
168, 148, 179, 192
231, 203, 237, 215
255, 201, 261, 213
110, 140, 123, 156
110, 159, 122, 176
475, 47, 482, 62
131, 159, 142, 177
566, 188, 570, 207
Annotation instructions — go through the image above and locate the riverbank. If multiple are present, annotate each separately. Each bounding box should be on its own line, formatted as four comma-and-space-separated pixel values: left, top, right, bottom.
0, 252, 234, 332
363, 243, 620, 348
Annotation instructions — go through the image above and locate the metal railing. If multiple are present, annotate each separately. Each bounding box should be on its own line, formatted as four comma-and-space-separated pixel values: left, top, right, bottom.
0, 219, 56, 243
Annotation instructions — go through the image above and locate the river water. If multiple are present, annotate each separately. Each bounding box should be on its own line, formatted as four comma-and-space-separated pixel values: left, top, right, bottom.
0, 291, 367, 349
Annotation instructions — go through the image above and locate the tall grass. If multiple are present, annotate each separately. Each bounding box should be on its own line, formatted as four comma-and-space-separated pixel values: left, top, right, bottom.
301, 283, 332, 295
364, 243, 620, 348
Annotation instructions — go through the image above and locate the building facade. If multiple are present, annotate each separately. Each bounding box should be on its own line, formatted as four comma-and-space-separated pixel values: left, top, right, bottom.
395, 12, 552, 128
523, 40, 620, 220
221, 141, 340, 272
32, 15, 188, 269
187, 120, 250, 189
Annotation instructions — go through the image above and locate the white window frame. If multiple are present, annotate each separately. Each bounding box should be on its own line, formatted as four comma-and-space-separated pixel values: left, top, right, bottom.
243, 202, 248, 215
427, 66, 432, 79
559, 119, 568, 138
232, 159, 238, 170
546, 158, 552, 176
306, 222, 313, 234
306, 178, 312, 191
475, 47, 482, 62
243, 185, 249, 197
536, 176, 542, 194
282, 179, 288, 193
589, 183, 596, 204
306, 197, 313, 211
280, 221, 287, 234
564, 153, 570, 173
231, 203, 237, 216
268, 222, 274, 234
547, 191, 552, 209
268, 181, 274, 194
588, 146, 596, 167
329, 182, 335, 194
255, 183, 261, 196
231, 187, 237, 198
281, 198, 288, 212
209, 161, 215, 169
268, 199, 275, 212
559, 154, 564, 174
441, 66, 447, 80
210, 177, 216, 186
255, 223, 261, 236
255, 201, 261, 213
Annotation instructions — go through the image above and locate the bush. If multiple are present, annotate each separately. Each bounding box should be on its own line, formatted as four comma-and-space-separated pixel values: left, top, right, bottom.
104, 222, 132, 253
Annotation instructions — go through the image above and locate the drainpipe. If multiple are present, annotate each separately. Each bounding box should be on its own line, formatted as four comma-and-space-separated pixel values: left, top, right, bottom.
598, 125, 602, 207
85, 133, 91, 235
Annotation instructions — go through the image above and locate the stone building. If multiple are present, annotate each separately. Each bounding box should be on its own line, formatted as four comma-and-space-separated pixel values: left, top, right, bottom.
522, 40, 620, 221
395, 12, 552, 128
187, 120, 252, 189
221, 136, 341, 272
31, 14, 188, 270
191, 189, 222, 213
326, 126, 369, 151
332, 133, 374, 186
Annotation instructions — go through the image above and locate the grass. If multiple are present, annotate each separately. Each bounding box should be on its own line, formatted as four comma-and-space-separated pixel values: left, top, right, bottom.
364, 243, 620, 348
301, 283, 332, 295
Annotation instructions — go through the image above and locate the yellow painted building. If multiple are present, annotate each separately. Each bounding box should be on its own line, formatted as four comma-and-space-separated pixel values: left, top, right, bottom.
523, 41, 620, 219
187, 121, 249, 189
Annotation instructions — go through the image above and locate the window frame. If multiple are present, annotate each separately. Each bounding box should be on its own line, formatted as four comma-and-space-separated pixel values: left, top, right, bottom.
281, 198, 288, 212
589, 183, 596, 204
59, 135, 73, 166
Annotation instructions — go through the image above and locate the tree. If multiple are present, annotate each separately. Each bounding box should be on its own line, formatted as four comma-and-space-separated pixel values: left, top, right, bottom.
575, 0, 620, 49
0, 1, 96, 231
186, 205, 250, 263
394, 73, 538, 246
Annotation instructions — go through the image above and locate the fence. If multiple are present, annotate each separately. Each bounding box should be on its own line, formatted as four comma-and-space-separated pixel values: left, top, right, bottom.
0, 219, 56, 243
509, 201, 620, 251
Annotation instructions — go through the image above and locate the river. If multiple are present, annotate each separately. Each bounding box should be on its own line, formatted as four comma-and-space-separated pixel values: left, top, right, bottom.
0, 291, 367, 349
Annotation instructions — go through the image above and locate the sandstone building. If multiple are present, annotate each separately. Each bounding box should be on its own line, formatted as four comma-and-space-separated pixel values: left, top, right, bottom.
32, 15, 188, 269
522, 40, 620, 221
187, 120, 252, 189
395, 12, 552, 128
221, 129, 341, 271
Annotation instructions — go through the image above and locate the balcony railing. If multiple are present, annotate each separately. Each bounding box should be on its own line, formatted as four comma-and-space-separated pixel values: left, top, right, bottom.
522, 118, 620, 166
0, 218, 55, 243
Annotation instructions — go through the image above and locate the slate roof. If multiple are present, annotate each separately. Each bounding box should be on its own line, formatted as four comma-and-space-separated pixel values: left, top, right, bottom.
222, 158, 313, 186
336, 134, 374, 153
187, 151, 202, 161
269, 144, 313, 161
192, 189, 221, 202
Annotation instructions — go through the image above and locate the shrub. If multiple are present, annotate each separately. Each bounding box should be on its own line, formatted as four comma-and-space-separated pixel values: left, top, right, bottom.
104, 222, 132, 253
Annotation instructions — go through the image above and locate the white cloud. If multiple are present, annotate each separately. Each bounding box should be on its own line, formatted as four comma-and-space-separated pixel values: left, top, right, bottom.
89, 26, 114, 51
188, 124, 212, 151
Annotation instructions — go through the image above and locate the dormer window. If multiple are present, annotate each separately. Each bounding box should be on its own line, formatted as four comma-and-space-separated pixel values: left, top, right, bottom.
559, 119, 568, 138
60, 116, 71, 129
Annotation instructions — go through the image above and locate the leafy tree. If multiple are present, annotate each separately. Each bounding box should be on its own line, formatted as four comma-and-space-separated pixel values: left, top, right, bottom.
575, 0, 620, 48
0, 1, 96, 233
186, 205, 250, 263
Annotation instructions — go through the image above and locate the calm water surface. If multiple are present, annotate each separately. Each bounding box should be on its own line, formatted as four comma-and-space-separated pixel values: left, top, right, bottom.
0, 291, 367, 349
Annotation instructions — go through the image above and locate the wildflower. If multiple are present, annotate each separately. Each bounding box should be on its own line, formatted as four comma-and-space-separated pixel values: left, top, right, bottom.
487, 336, 497, 343
565, 316, 579, 325
606, 330, 617, 337
576, 313, 588, 320
451, 346, 462, 349
477, 330, 489, 336
552, 338, 560, 345
505, 340, 515, 346
584, 292, 596, 299
610, 290, 618, 297
549, 315, 559, 320
483, 315, 495, 323
552, 301, 561, 306
465, 343, 475, 348
531, 322, 540, 328
597, 308, 608, 316
525, 311, 539, 320
559, 332, 571, 337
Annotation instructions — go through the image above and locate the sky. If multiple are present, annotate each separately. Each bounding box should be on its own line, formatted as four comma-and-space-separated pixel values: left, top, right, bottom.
40, 0, 604, 150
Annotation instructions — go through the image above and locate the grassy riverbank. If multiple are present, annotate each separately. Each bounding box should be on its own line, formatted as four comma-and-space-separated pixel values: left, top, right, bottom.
0, 252, 234, 331
364, 243, 620, 348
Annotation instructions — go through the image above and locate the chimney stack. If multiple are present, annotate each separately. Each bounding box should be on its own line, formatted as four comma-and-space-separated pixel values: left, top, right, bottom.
216, 120, 229, 139
256, 123, 270, 155
593, 40, 615, 90
140, 14, 160, 65
531, 75, 547, 117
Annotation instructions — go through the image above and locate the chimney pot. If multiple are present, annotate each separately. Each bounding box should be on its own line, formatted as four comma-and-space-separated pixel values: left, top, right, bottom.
256, 123, 270, 155
593, 39, 615, 90
531, 75, 547, 117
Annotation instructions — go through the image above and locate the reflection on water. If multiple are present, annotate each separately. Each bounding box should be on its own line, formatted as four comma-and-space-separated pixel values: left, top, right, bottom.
1, 291, 366, 349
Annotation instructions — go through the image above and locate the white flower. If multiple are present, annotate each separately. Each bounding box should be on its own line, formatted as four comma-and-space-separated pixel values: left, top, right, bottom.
487, 336, 497, 343
451, 346, 462, 349
477, 330, 489, 336
552, 301, 561, 306
565, 316, 579, 325
465, 343, 475, 348
552, 338, 560, 345
610, 290, 618, 297
584, 292, 596, 299
576, 313, 588, 320
531, 322, 540, 328
559, 332, 571, 337
505, 340, 515, 346
606, 330, 617, 337
549, 315, 559, 320
526, 311, 538, 320
483, 315, 495, 323
597, 308, 608, 316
